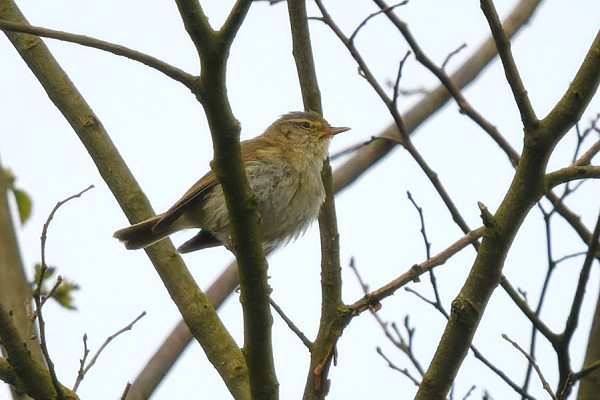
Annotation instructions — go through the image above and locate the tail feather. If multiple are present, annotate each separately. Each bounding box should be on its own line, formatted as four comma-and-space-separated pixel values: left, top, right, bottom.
114, 215, 173, 250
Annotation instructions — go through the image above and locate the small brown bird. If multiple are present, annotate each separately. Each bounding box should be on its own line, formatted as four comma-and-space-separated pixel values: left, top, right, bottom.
114, 111, 349, 253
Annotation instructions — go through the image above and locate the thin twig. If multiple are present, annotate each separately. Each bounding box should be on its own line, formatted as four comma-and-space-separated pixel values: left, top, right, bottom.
74, 334, 90, 392
269, 298, 312, 349
330, 136, 402, 161
461, 385, 476, 400
350, 226, 485, 311
376, 347, 420, 386
392, 51, 412, 107
441, 43, 467, 70
349, 259, 425, 375
406, 191, 432, 259
33, 184, 94, 397
499, 277, 556, 344
349, 0, 409, 43
502, 334, 557, 400
72, 311, 146, 392
121, 382, 132, 400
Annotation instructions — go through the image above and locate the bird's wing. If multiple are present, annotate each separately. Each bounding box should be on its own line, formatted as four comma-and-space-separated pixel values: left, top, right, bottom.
153, 136, 278, 232
152, 170, 219, 232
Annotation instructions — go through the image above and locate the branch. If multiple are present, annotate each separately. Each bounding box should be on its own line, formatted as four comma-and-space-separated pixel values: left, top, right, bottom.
350, 226, 485, 311
0, 155, 46, 381
332, 0, 543, 191
545, 165, 600, 189
0, 300, 78, 399
0, 19, 196, 88
0, 1, 250, 398
559, 211, 600, 389
541, 29, 600, 144
73, 312, 146, 392
287, 2, 348, 399
126, 262, 240, 400
479, 0, 538, 131
502, 334, 557, 400
175, 2, 278, 399
32, 185, 94, 398
270, 298, 313, 349
574, 139, 600, 166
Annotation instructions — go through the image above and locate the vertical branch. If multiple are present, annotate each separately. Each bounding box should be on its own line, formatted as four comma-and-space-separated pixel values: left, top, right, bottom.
287, 1, 348, 399
557, 210, 600, 394
176, 1, 279, 399
578, 286, 600, 399
0, 0, 252, 398
415, 18, 600, 400
0, 157, 46, 400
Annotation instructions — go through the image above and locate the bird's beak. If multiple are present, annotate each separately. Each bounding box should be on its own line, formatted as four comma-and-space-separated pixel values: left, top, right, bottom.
318, 126, 351, 140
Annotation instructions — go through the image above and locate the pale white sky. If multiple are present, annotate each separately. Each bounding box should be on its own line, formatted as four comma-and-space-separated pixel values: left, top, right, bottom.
2, 1, 600, 399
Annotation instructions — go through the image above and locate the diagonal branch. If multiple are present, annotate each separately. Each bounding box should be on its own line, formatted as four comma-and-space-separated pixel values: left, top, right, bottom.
0, 1, 250, 399
479, 0, 538, 131
332, 0, 543, 192
0, 19, 196, 88
414, 17, 600, 400
0, 300, 78, 399
541, 29, 600, 143
350, 226, 485, 312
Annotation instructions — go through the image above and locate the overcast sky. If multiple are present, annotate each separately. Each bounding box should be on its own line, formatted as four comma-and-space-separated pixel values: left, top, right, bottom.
2, 1, 600, 399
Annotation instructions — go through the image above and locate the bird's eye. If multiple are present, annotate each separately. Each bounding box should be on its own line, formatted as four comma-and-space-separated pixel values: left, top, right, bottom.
299, 121, 311, 129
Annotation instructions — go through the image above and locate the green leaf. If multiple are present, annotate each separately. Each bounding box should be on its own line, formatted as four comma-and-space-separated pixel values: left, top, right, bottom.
52, 280, 80, 310
33, 263, 56, 283
31, 264, 79, 311
13, 188, 32, 224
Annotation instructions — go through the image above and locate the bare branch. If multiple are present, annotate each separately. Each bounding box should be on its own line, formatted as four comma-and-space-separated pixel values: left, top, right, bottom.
349, 0, 409, 43
269, 298, 312, 349
441, 43, 468, 71
545, 165, 600, 189
0, 19, 196, 88
350, 226, 485, 311
376, 347, 421, 386
479, 0, 538, 131
502, 334, 557, 400
73, 312, 146, 392
499, 277, 556, 342
33, 185, 94, 397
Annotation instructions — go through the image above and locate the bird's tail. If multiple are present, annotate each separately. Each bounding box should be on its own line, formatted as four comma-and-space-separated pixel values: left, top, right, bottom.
114, 215, 174, 250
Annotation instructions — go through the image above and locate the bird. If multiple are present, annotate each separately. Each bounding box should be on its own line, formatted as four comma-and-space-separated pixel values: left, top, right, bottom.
113, 111, 350, 254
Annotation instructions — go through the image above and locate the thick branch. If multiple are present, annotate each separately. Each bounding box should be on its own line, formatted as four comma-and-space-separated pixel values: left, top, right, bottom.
541, 29, 600, 143
414, 20, 600, 400
0, 1, 250, 399
175, 1, 278, 399
126, 263, 240, 400
0, 301, 78, 400
116, 1, 546, 395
